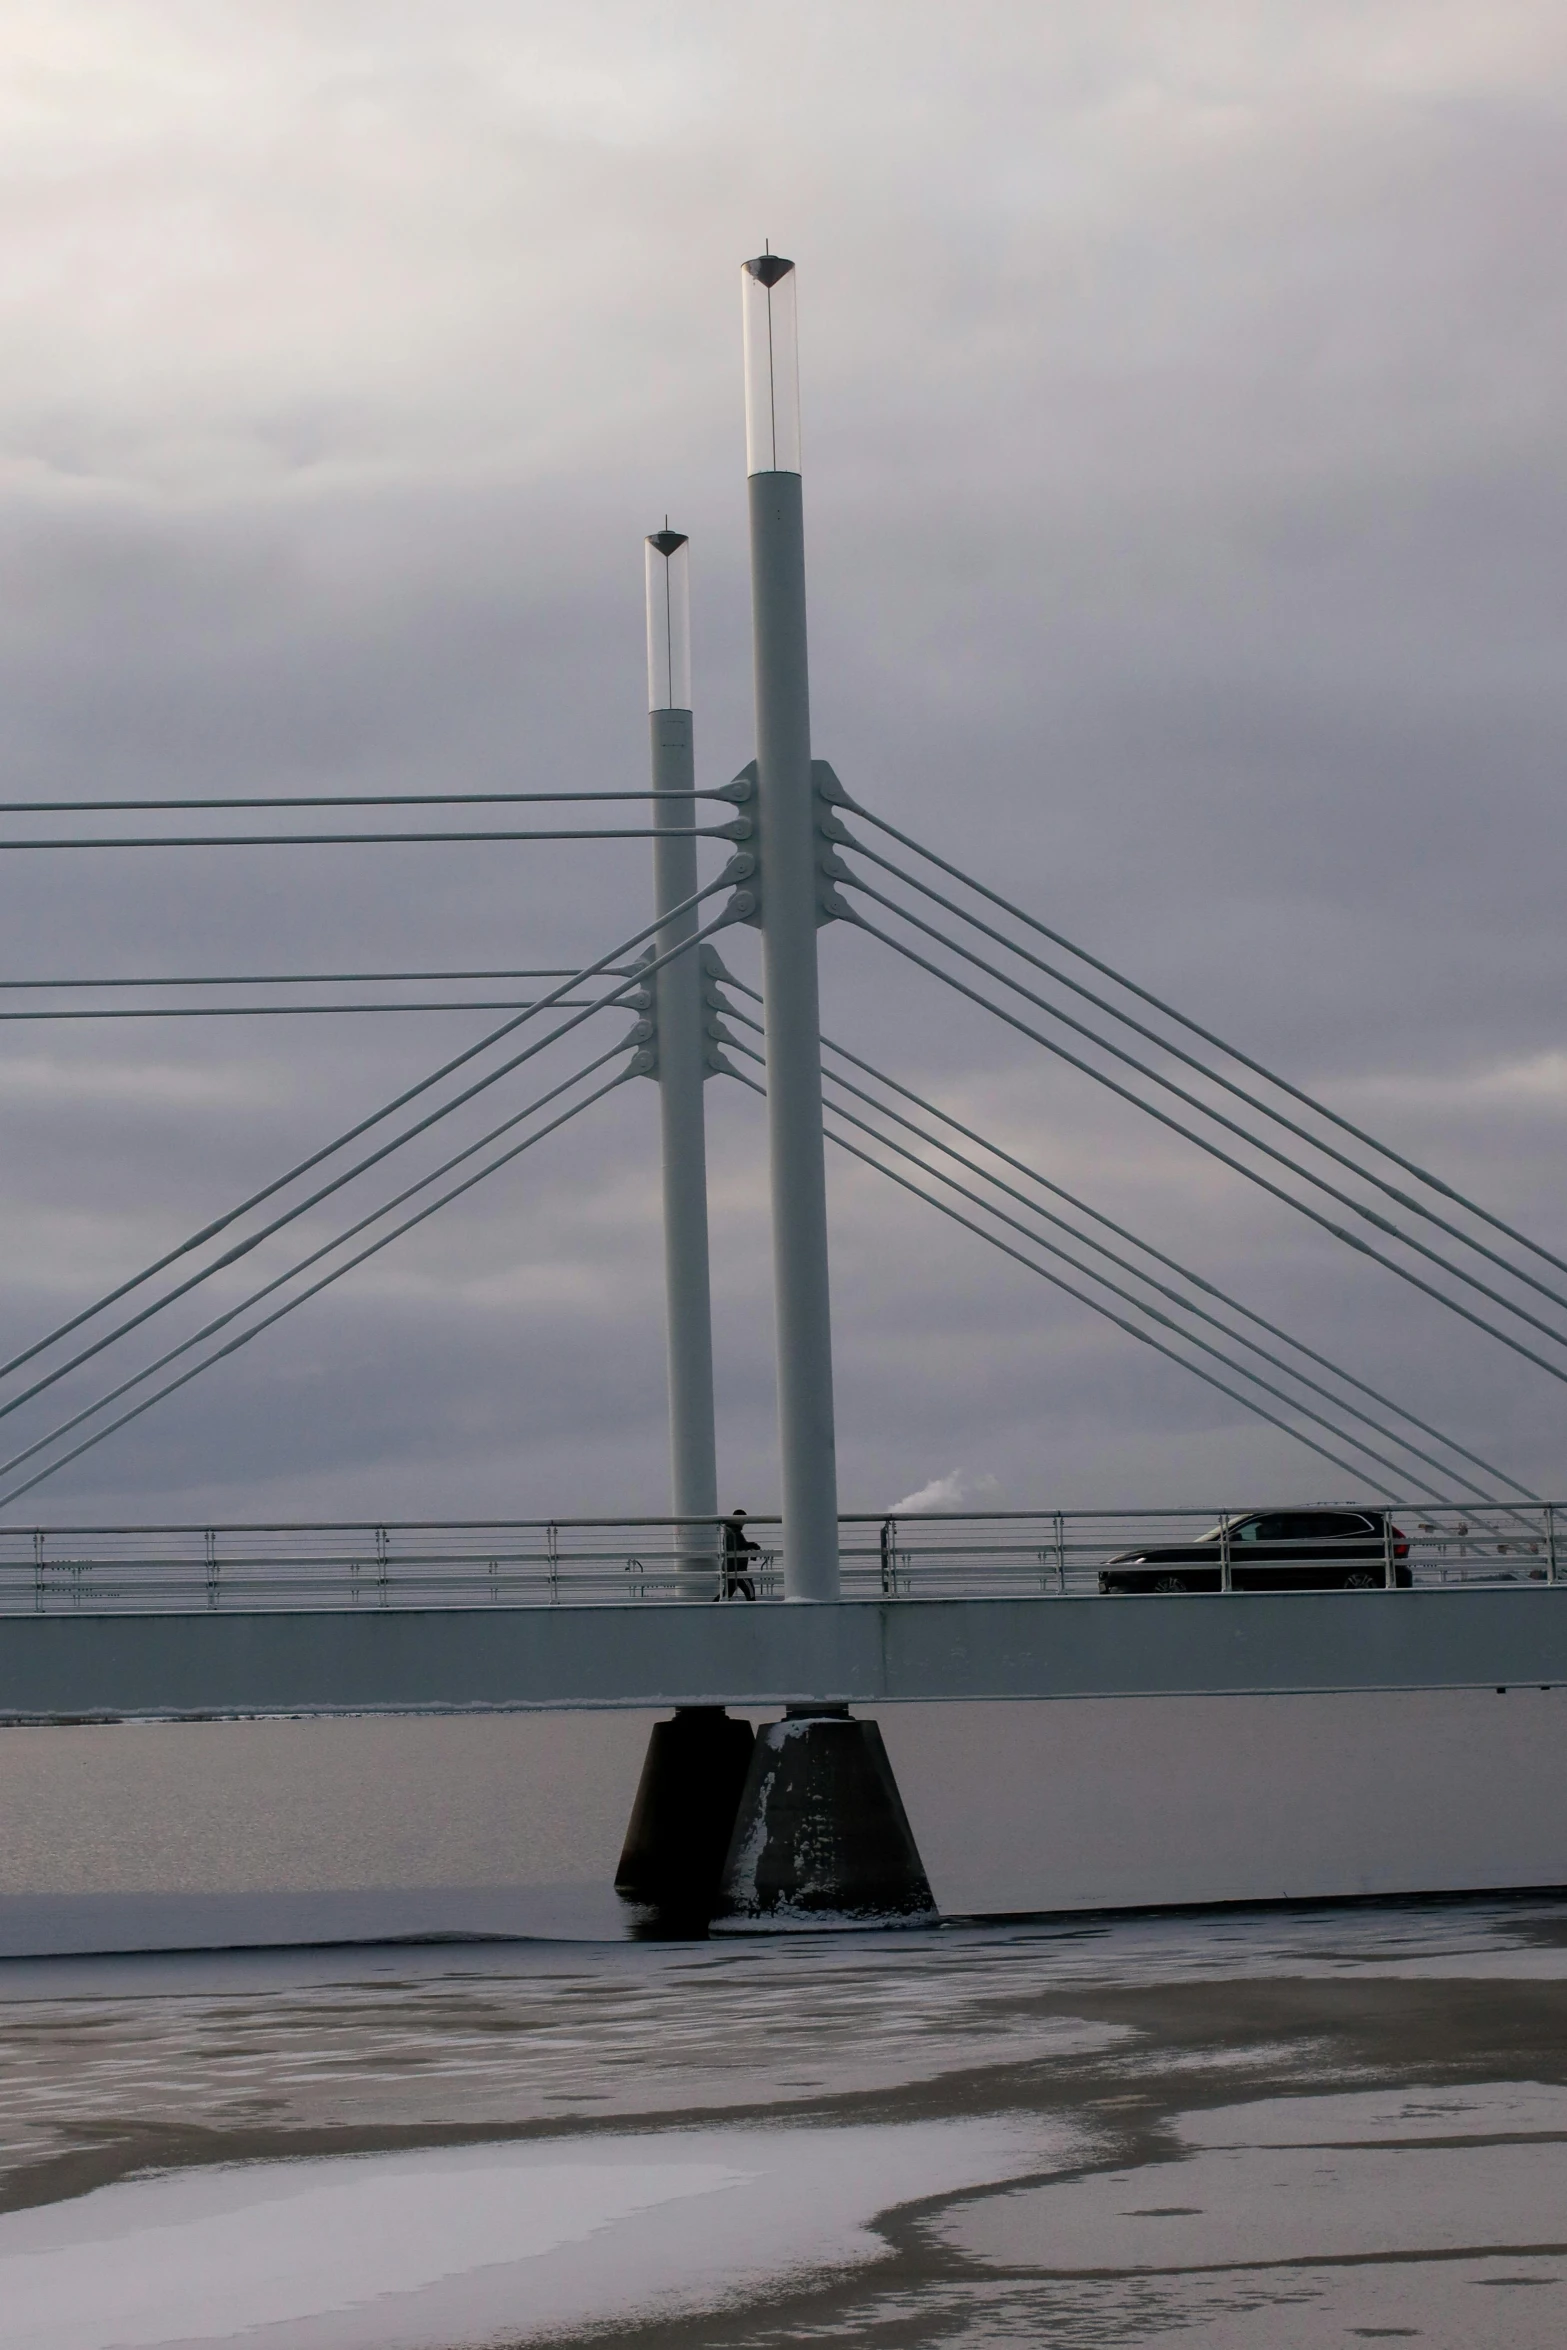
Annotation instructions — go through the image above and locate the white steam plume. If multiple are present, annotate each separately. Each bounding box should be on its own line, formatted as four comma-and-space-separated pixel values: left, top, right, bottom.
887, 1468, 995, 1513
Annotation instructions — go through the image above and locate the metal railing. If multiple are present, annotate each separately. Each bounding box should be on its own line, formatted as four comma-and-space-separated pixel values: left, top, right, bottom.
867, 1504, 1559, 1595
0, 1503, 1558, 1615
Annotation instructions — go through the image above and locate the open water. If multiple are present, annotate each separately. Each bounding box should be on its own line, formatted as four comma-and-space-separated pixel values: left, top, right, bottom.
2, 1709, 1566, 2345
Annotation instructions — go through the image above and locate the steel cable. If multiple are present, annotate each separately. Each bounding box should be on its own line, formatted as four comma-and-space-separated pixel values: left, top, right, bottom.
728, 1036, 1435, 1494
844, 900, 1567, 1389
727, 1065, 1388, 1494
846, 906, 1567, 1389
722, 997, 1524, 1503
0, 969, 630, 987
0, 1001, 609, 1019
0, 887, 734, 1412
0, 1066, 636, 1512
843, 870, 1567, 1357
848, 835, 1567, 1327
0, 791, 720, 811
0, 1044, 634, 1493
730, 971, 1518, 1489
803, 1006, 1533, 1504
0, 826, 730, 849
851, 800, 1567, 1289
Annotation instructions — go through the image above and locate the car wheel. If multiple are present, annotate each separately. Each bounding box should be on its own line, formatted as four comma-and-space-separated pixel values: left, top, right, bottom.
1342, 1570, 1381, 1589
1151, 1574, 1188, 1594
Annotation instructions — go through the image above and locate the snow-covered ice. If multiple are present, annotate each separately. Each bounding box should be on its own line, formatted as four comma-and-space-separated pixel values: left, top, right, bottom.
0, 2118, 1054, 2350
6, 1898, 1567, 2346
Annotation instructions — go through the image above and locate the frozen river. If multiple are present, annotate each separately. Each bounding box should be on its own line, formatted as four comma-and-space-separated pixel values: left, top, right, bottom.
1, 1701, 1566, 2344
2, 1897, 1566, 2346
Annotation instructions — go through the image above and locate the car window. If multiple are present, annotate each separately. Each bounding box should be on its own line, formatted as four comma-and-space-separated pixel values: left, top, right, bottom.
1300, 1511, 1372, 1540
1247, 1516, 1289, 1541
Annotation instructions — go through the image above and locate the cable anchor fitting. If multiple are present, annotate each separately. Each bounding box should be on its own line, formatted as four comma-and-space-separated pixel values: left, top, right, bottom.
698, 944, 745, 1077
624, 946, 659, 1077
720, 757, 854, 929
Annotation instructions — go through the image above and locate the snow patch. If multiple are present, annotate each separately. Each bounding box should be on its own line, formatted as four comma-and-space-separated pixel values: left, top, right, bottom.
0, 2118, 1054, 2350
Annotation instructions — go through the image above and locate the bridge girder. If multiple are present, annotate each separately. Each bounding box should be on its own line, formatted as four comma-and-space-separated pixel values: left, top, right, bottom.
0, 1589, 1563, 1722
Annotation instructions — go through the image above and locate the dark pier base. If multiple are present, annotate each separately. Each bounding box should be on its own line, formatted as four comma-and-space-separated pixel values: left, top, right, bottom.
614, 1707, 756, 1918
713, 1704, 938, 1930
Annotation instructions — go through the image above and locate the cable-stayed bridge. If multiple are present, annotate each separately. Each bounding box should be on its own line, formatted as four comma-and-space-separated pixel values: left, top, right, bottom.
1, 1509, 1564, 1728
3, 253, 1563, 1916
0, 761, 1553, 1523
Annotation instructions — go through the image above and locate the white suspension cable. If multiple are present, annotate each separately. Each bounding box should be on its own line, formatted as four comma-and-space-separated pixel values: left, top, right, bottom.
843, 870, 1567, 1357
845, 905, 1567, 1391
808, 1014, 1534, 1504
728, 1066, 1390, 1494
0, 1068, 636, 1512
0, 825, 731, 849
0, 968, 635, 988
725, 1000, 1522, 1503
0, 879, 734, 1398
0, 791, 720, 813
724, 973, 1528, 1501
852, 800, 1567, 1289
727, 1037, 1433, 1496
0, 1044, 634, 1491
848, 834, 1567, 1325
0, 1000, 611, 1020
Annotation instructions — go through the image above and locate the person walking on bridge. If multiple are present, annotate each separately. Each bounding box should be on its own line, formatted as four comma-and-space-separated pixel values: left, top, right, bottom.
722, 1508, 759, 1601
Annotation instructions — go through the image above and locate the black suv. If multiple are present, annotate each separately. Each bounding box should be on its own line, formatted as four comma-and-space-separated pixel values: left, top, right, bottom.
1099, 1508, 1412, 1594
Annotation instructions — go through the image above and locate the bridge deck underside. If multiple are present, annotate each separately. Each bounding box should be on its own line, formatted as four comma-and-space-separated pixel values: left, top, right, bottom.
0, 1590, 1564, 1721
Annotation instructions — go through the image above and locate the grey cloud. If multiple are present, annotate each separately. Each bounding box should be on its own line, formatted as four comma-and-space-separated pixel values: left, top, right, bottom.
0, 1, 1563, 1522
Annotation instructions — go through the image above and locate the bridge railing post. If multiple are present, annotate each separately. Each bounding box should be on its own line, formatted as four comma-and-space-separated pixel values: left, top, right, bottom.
1219, 1512, 1233, 1594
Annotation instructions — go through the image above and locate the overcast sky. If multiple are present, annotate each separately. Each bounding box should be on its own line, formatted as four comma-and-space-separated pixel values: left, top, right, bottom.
0, 0, 1564, 1528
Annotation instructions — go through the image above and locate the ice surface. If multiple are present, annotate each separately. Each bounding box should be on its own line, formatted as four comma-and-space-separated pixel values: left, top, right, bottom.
0, 2151, 739, 2349
0, 2119, 1054, 2350
1181, 2079, 1567, 2145
7, 1903, 1567, 2347
948, 2137, 1567, 2269
939, 2081, 1567, 2345
0, 1939, 1128, 2188
997, 2255, 1567, 2349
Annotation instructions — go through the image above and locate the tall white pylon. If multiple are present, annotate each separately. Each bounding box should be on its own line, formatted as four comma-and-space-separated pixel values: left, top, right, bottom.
742, 252, 841, 1603
645, 527, 719, 1590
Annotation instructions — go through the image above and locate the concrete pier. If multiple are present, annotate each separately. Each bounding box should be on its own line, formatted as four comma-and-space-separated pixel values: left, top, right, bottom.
714, 1705, 936, 1929
614, 1707, 754, 1918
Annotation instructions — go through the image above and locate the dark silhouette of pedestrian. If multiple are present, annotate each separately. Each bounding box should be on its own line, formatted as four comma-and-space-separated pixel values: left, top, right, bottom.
722, 1507, 759, 1601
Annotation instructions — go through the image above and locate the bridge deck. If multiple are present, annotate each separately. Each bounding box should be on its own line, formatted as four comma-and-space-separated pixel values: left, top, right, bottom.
1, 1587, 1564, 1720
